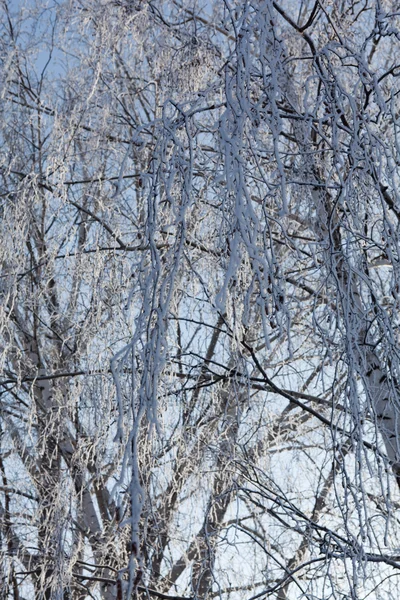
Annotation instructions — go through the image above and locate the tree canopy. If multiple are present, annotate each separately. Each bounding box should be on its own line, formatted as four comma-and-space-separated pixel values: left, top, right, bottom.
2, 1, 400, 599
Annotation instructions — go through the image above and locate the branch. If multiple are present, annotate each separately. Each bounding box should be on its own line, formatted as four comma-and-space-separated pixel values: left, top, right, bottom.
73, 573, 193, 600
240, 336, 382, 457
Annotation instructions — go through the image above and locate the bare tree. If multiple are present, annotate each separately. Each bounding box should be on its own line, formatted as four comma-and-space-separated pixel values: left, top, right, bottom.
2, 0, 400, 599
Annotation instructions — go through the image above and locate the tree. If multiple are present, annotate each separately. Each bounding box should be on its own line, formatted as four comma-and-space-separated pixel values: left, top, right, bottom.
1, 0, 400, 598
